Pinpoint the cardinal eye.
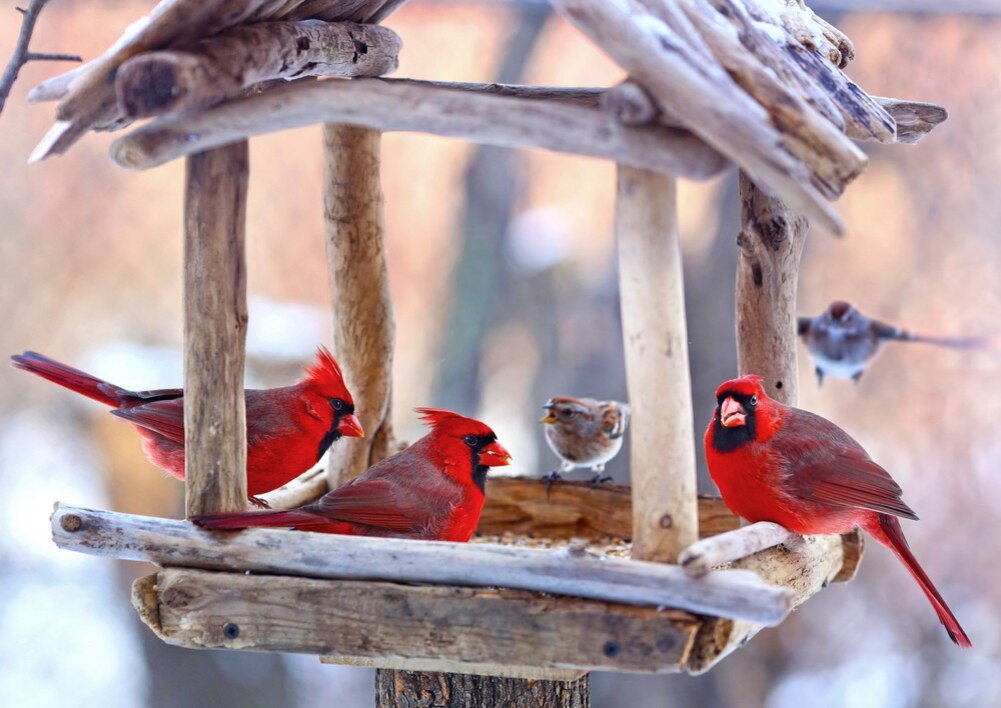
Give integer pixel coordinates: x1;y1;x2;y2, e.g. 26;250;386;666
749;396;757;406
331;398;344;411
463;434;478;447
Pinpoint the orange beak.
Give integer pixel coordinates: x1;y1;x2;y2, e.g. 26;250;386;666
720;397;746;428
479;440;513;467
337;413;365;438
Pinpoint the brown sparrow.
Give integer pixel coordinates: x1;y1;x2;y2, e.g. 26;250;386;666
540;396;630;488
798;301;987;386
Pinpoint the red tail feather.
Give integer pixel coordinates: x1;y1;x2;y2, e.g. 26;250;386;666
871;514;972;648
191;509;328;530
11;351;124;407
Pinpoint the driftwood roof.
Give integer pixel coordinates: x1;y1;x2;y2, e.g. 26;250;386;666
26;0;946;234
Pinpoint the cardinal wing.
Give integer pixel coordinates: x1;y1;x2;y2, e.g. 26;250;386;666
111;399;185;444
777;411;918;520
314;464;434;532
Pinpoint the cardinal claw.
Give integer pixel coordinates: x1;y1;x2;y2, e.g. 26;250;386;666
248;496;271;509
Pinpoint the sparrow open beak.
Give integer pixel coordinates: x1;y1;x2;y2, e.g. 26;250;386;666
720;397;746;428
540;404;556;424
337;413;365;438
479;440;513;467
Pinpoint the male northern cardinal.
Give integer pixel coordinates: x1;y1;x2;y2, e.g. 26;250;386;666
11;348;364;504
540;396;630;487
193;408;511;541
798;301;987;385
705;375;970;647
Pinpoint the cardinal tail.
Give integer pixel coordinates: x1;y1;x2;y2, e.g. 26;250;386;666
11;351;125;408
191;509;328;530
870;514;972;648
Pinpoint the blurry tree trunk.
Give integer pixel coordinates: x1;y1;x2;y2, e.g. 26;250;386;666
375;670;589;708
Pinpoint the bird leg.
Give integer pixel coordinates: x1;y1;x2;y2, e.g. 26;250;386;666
589;464;613;487
543;461;575;496
815;367;825;387
248;495;271;509
852;370;864;385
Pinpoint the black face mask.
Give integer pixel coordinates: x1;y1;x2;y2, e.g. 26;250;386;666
711;391;757;453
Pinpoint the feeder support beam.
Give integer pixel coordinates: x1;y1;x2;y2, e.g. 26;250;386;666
617;166;698;562
323;124;396;485
183;142;249;516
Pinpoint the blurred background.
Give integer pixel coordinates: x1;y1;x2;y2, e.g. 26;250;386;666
0;0;999;706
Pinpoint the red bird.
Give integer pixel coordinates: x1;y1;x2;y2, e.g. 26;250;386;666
704;375;971;648
11;348;364;504
193;408;512;541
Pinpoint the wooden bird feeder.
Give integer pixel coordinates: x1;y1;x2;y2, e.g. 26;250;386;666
23;0;947;703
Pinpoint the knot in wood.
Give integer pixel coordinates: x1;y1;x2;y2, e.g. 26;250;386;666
659;514;673;529
603;641;620;658
223;622;240;639
60;514;82;532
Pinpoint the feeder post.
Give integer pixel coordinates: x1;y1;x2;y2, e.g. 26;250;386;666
323;124;396;486
735;172;808;405
617;166;699;562
182;141;249;516
376;671;590;707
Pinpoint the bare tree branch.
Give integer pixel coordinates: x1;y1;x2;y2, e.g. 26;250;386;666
0;0;80;118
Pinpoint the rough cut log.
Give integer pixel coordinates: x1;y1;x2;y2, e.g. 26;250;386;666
323;124;396;485
679;522;801;576
116;21;402;119
735;172;809;403
183;142;249;516
616;168;698;563
109;78;730;179
478;477;739;541
26;63;89;103
685;530;862;673
51;503;796;624
553;0;843;235
132;569;700;675
869;98;948;144
375;671;591;706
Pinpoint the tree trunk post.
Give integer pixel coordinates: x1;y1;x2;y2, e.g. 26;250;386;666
616;166;699;563
735;171;808;406
322;123;396;486
183;142;250;517
375;670;590;708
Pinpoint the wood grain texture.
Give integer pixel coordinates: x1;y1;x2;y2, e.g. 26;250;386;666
679;522;801;576
376;670;591;707
616;167;697;563
324;655;585;682
735;171;809;404
323;124;395;484
51;503;796;624
133;569;699;674
183;142;249;516
478;477;740;541
116;21;401;119
109;77;729;179
685;531;860;673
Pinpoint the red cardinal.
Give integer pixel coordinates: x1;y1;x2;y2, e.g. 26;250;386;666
705;375;970;647
193;408;511;541
11;348;364;504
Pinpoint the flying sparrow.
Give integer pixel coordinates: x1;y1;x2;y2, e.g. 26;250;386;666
798;301;987;386
540;396;630;488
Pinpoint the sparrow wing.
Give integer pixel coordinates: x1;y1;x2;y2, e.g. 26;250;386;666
110;399;185;443
600;403;630;439
775;410;918;520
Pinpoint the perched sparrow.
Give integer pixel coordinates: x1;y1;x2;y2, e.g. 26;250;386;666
540;396;630;488
706;375;970;647
194;408;512;541
11;348;363;506
798;301;986;386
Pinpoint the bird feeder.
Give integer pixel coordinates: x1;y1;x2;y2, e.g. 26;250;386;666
24;0;947;703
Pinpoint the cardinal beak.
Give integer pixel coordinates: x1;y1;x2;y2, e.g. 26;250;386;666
337;413;365;438
540;404;556;424
720;397;746;428
479;440;513;467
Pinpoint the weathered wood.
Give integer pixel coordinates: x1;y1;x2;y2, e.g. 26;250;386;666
51;503;796;624
323;124;395;484
116;21;401;119
324;655;585;683
735;171;809;404
376;670;591;707
109;78;729;179
478;477;740;541
616;167;697;563
133;569;699;674
679;522;801;576
257;465;327;510
183;142;249;516
552;0;843;234
870;98;948;144
833;530;865;582
685;531;859;674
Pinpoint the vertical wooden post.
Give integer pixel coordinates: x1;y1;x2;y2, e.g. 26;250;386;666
734;172;808;406
323;124;396;486
183;141;250;517
616;166;698;563
375;671;590;708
